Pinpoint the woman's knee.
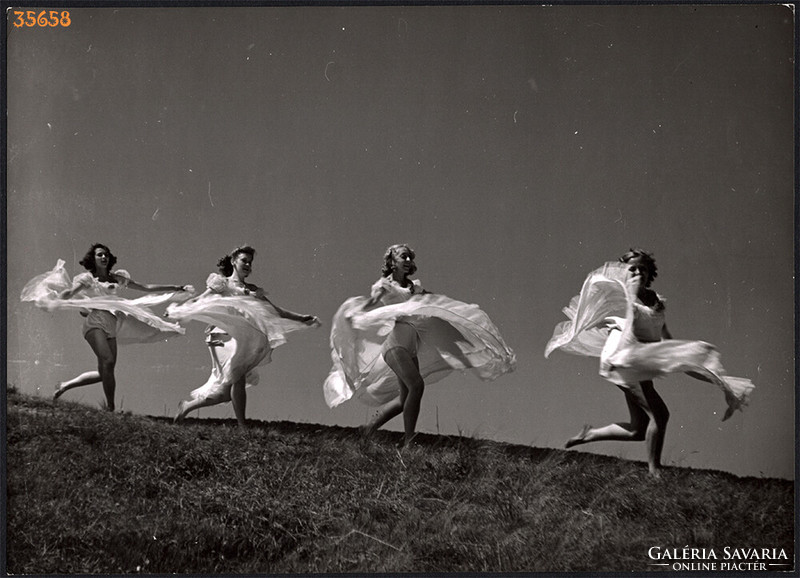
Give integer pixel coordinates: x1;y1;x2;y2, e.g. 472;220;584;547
629;412;650;440
385;348;423;383
382;346;407;364
642;386;670;427
406;376;425;396
383;347;410;371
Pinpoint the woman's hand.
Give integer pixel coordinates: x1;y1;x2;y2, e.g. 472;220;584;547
603;316;625;332
303;315;321;327
626;273;644;296
58;286;82;300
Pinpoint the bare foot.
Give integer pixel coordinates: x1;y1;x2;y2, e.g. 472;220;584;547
53;384;64;401
565;424;592;448
173;401;187;424
358;424;377;438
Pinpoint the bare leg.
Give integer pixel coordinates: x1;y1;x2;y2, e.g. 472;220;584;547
60;329;117;410
383;347;424;446
230;376;247;428
175;380;246;427
361;398;403;437
565;382;668;476
100;337;118;411
640;381;669;475
174;395;221;423
174;334;235;424
54;371;102;399
568;391;650;444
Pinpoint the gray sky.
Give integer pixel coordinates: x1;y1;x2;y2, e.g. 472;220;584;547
6;4;795;479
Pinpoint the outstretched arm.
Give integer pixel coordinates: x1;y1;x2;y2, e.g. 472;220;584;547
258;292;319;325
126;278;189;293
271;301;320;325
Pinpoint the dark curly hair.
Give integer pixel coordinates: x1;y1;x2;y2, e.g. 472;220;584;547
619;248;657;287
79;243;117;273
217;245;256;276
381;244;417;277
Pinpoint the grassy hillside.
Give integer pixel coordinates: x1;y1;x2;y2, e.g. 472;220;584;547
5;387;795;574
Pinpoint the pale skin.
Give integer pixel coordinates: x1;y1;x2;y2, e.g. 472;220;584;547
358;246;428;448
53;246;189;411
174;251;320;428
565;256;672;478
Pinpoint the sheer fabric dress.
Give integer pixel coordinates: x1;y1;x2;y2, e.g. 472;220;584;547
545;262;754;420
166;273;313;405
21;259;185;343
324;277;516;408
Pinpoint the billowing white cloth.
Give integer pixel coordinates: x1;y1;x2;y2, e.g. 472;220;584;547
166;285;315;404
20;260;186;343
324;277;516;408
545;262;754;421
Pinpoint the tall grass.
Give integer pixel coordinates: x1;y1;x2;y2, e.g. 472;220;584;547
6;388;794;574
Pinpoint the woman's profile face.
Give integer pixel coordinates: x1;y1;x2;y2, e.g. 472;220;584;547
232;252;254;279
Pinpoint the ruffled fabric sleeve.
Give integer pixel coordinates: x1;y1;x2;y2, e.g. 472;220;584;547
370;277;390;300
73;271;94;288
20;261;185;340
112;269;131;288
206;273;227;293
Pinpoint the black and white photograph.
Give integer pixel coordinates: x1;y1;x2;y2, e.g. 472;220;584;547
3;1;796;574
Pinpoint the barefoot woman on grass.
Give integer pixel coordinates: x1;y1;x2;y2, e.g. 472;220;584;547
324;244;516;448
545;249;754;477
21;243;192;411
168;245;320;428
